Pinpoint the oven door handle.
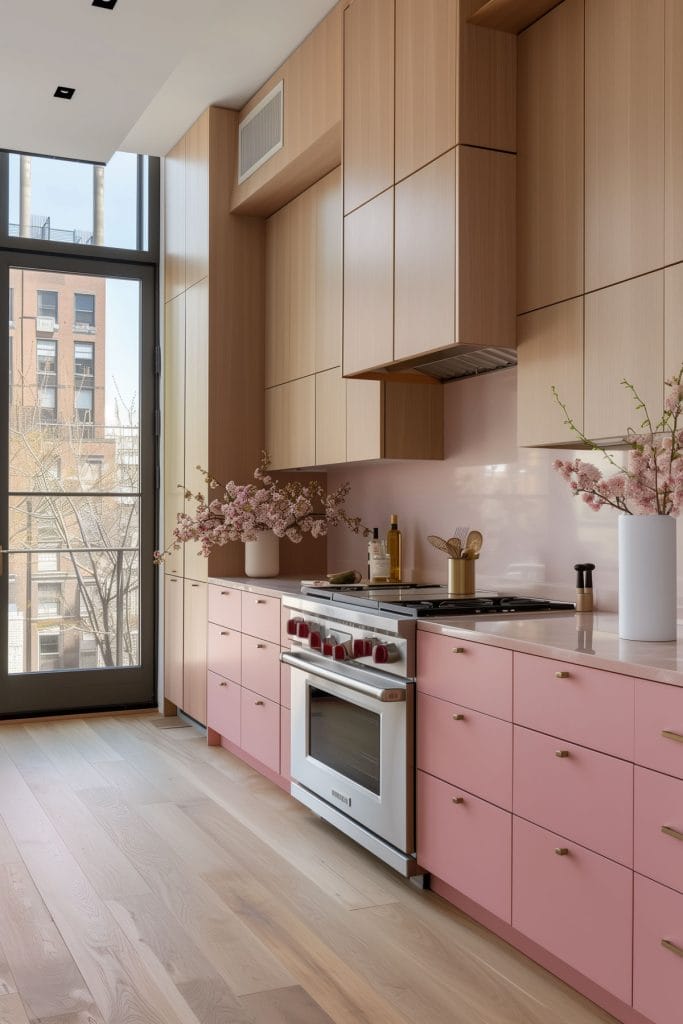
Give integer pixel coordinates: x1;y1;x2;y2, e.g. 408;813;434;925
281;650;407;703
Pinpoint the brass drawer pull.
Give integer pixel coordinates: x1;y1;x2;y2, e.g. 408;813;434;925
220;630;230;636
452;647;465;654
256;643;267;649
452;713;465;721
662;729;683;744
255;598;267;604
191;583;200;588
255;700;265;706
555;847;569;856
555;750;570;758
555;671;570;679
219;681;228;687
452;796;465;805
662;938;683;958
662;825;683;842
220;590;231;596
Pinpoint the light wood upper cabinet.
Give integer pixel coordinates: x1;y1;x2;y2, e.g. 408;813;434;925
517;298;584;448
316;367;347;466
395;0;456;182
343;0;395;214
517;0;584;314
343;188;394;375
163;293;185;577
457;0;516;154
164;576;184;708
183;579;208;726
585;0;665;292
664;262;683;381
346;379;444;462
315;169;343;372
666;0;683;265
164;137;185;301
185;111;210;291
346;379;384;462
585;272;664;441
184;279;209;584
265;377;316;470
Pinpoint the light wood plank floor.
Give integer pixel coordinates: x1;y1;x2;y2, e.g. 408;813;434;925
0;713;618;1024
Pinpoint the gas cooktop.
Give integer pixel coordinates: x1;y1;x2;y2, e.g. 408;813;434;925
301;585;575;618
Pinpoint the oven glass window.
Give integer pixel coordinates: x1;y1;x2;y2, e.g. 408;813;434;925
309;688;381;794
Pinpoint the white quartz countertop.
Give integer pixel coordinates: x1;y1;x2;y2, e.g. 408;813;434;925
208;576;308;600
417;611;683;687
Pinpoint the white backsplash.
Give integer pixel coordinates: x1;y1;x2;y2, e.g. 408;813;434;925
327;366;683;615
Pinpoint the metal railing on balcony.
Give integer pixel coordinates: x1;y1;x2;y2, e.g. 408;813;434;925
9;215;94;246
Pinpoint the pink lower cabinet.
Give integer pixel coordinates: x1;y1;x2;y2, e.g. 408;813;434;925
512;817;633;1003
207;622;241;683
241;593;281;644
240;687;280;774
280;707;291;782
207;671;240;746
280;661;291;709
513;726;633;866
417;693;512;809
634;873;683;1024
635;767;683;894
417;632;512;720
241;634;280;702
635;679;683;780
417;771;511;922
208;584;241;631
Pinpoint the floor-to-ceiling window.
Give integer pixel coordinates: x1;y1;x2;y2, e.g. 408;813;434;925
0;151;159;716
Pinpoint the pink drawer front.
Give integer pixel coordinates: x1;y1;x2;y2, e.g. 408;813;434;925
417;632;512;720
417;771;511;922
241;687;280;774
634;873;683;1024
512;817;633;1003
280;662;291;709
207;622;241;683
514;652;634;760
635;679;683;780
208;584;242;630
280;707;291;782
417;693;512;810
513;726;633;866
240;634;280;703
635;766;683;894
241;592;281;643
207;671;240;746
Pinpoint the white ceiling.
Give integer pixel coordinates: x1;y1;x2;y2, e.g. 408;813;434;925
0;0;338;164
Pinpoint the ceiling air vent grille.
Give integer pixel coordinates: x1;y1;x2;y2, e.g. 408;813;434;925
238;80;284;184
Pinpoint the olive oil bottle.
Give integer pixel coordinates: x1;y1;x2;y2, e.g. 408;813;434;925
387;514;402;583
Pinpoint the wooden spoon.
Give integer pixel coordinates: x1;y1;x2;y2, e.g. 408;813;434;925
427;535;451;555
445;537;462;558
462;530;483;559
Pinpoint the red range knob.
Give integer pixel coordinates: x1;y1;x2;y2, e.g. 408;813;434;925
309;630;322;650
322;640;334;657
373;643;389;664
296;621;310;639
333;644;347;661
286;617;302;636
353;638;373;658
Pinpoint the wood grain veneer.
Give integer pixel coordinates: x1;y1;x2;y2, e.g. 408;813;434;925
163;136;185;300
315;367;347;466
183;580;208;726
185;110;210;290
343;188;394;375
468;0;564;33
666;0;683;265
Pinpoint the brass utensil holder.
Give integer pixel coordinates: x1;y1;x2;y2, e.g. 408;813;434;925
448;558;475;596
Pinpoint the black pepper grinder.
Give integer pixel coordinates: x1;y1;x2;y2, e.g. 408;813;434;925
573;562;595;613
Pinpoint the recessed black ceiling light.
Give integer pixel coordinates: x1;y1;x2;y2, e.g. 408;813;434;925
54;86;75;100
92;0;118;8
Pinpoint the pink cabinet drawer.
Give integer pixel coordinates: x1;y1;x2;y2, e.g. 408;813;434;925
512;817;633;1003
207;671;240;746
240;634;280;702
635;767;683;894
207;622;241;682
208;584;242;630
514;652;634;760
417;771;511;922
635;679;683;780
280;662;291;709
241;687;280;774
634;873;683;1024
417;632;512;720
513;726;633;866
241;592;281;643
417;693;512;809
280;707;291;782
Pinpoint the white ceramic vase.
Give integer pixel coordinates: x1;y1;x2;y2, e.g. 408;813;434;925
618;513;677;641
244;531;280;578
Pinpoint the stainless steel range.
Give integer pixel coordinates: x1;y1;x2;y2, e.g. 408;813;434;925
282;585;574;876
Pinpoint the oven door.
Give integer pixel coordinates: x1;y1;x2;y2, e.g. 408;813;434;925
282;650;413;854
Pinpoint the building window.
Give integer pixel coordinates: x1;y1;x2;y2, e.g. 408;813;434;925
37;340;57;385
37;290;58;321
74;342;94;382
80;456;103;487
38;385;57;423
74;294;95;330
38;629;60;670
37;582;62;619
75;387;94;429
79;631;98;669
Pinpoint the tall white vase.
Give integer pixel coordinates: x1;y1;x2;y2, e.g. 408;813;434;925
618;514;677;641
244;531;280;578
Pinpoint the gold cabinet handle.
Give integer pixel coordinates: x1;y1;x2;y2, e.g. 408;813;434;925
255;598;266;604
662;825;683;842
255;700;265;706
452;796;465;805
220;590;231;596
169;577;178;583
191;583;200;588
555;671;570;679
219;681;228;687
256;643;267;649
452;647;465;654
555;750;570;758
555;847;570;856
452;713;465;721
662;938;683;958
220;630;230;636
662;729;683;744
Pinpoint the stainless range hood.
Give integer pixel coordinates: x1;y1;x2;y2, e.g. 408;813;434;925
409;346;517;382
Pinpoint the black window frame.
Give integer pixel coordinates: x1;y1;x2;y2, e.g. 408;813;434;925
37;289;58;321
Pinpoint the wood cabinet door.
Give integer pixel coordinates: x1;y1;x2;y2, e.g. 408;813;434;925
417;632;512;720
315;367;346;466
517;0;584;313
516;297;584;447
164;136;185;301
315;168;343;373
163;576;184;708
185;109;209;290
343;189;394;375
163;292;185;577
584;271;664;441
183;580;208;725
666;0;683;265
395;0;456;182
585;0;665;291
343;0;394;214
265;377;316;470
184;279;209;583
346;379;383;462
